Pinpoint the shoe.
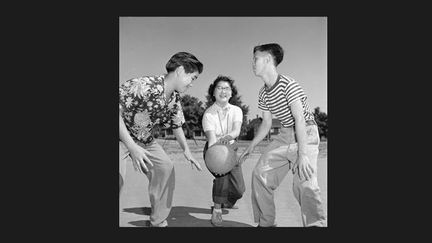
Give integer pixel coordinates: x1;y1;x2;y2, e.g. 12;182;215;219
150;220;168;227
211;208;223;227
222;203;239;209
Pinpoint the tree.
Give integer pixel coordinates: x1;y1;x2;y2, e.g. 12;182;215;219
181;94;205;139
242;116;262;140
313;107;328;139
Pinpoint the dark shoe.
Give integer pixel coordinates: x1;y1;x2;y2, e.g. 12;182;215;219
211;209;223;227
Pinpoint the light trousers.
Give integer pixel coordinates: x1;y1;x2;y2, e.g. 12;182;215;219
119;140;175;226
251;124;327;227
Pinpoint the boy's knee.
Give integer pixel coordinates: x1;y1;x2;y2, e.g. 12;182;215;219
301;185;322;203
159;159;174;172
297;177;319;191
253;155;269;178
252;166;262;179
253;166;268;184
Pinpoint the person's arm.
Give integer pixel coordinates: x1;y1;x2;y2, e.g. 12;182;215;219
227;121;242;139
218;121;242;144
219;107;243;144
290;99;314;181
119;112;153;173
204;130;218;147
238;110;272;164
202;111;221;147
173;127;202;171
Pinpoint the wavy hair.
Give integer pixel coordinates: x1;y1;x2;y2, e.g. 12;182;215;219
165;52;203;74
207;75;238;103
253;43;284;66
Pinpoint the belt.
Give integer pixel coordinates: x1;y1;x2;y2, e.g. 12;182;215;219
281;120;317;129
278;120;318;144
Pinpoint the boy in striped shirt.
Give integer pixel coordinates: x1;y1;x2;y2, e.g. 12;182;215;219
239;43;326;227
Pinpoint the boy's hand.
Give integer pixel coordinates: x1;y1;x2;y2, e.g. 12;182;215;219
128;143;154;174
294;154;314;181
238;145;254;165
184;150;202;171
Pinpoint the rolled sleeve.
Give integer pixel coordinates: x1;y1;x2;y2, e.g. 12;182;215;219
170;101;185;129
202;112;215;132
233;106;243;123
285;81;306;107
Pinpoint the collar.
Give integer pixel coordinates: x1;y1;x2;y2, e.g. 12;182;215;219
214;102;231;112
265;74;282;92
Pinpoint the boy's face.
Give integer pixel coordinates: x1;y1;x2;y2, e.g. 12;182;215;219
252;51;268;76
176;66;199;93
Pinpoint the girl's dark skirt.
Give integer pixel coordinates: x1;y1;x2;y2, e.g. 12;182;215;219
203;141;245;206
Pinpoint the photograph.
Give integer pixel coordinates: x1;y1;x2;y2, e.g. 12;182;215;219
119;16;328;227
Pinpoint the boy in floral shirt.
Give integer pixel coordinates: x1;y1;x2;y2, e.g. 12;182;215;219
119;52;203;227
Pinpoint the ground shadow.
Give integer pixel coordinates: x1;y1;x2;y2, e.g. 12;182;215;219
123;206;253;227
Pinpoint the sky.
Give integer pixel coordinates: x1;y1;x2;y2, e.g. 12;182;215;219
119;17;327;120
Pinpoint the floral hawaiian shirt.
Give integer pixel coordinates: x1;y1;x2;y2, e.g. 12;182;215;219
119;75;185;145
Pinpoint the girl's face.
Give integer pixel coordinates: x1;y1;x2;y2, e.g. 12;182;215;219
213;81;232;104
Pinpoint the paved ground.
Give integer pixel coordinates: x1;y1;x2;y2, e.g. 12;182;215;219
119;139;327;227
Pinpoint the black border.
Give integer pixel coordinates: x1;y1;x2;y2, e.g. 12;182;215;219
25;4;381;239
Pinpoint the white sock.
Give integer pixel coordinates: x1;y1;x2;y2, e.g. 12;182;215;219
213;208;222;213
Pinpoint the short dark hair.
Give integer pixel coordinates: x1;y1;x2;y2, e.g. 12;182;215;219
165;52;203;74
253;43;284;66
207;75;238;103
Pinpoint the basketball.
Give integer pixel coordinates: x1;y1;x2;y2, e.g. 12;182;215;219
204;143;238;176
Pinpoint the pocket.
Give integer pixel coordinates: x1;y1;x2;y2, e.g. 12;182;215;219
287;143;298;153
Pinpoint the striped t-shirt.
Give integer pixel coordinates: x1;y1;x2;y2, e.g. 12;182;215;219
258;74;315;128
